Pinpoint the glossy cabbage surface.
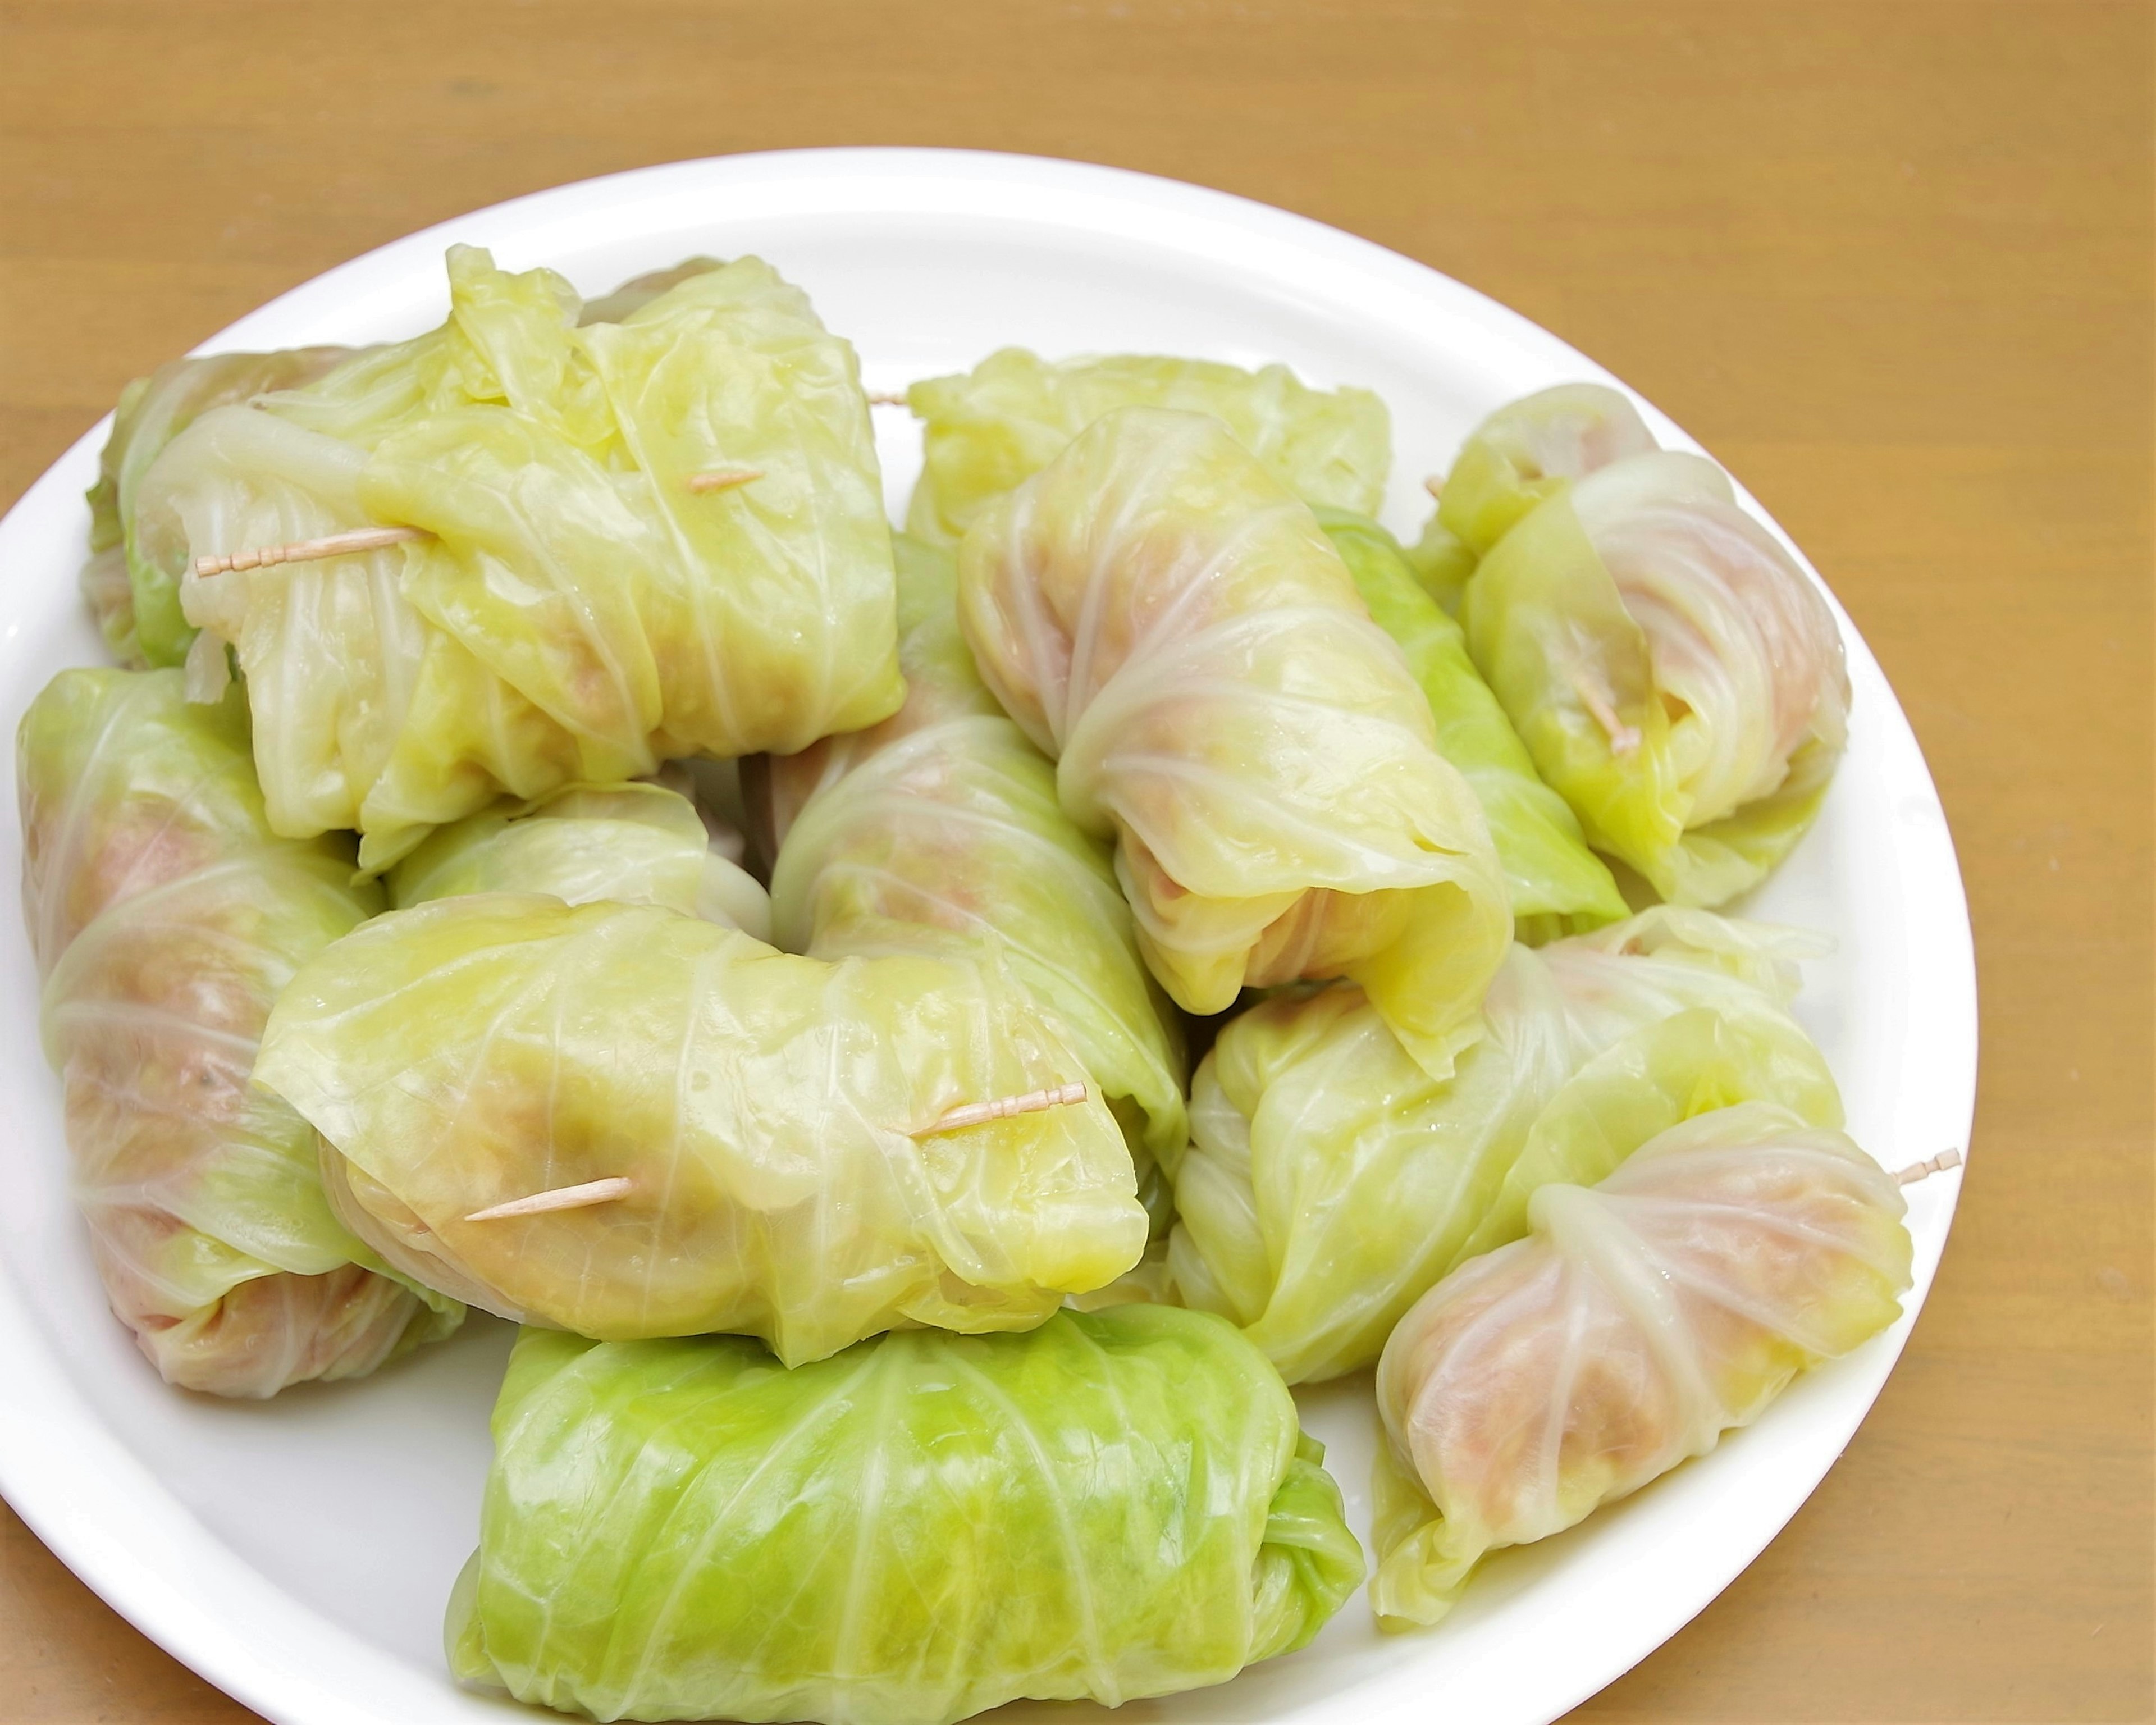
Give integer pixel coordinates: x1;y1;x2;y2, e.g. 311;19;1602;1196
78;259;724;674
1395;382;1658;618
1166;909;1841;1384
958;407;1509;1077
905;346;1389;545
17;667;459;1397
1373;1102;1911;1626
1317;510;1625;939
1436;382;1659;559
142;245;901;870
449;1307;1363;1725
1400;512;1479;617
760;533;1186;1197
572;257;725;326
83;347;353;667
253;895;1149;1364
389;779;770;938
1465;451;1851;905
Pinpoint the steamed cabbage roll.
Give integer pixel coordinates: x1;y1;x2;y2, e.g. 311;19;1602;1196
757;533;1186;1204
959;408;1509;1078
1403;384;1659;616
140;244;902;870
1432;382;1659;563
82;346;353;667
905;347;1390;546
17;668;459;1397
1465;451;1851;906
79;258;725;670
1372;1102;1911;1627
450;1307;1362;1725
1166;909;1840;1383
389;778;770;938
253;895;1149;1364
1318;510;1626;939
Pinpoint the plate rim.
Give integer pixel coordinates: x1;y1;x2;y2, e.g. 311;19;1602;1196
0;144;1979;1725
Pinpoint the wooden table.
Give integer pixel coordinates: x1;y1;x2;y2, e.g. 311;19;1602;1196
1;2;2149;1719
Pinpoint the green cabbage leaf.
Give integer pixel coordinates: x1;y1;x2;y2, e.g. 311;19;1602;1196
390;778;770;938
138;245;901;870
449;1307;1362;1725
253;894;1149;1364
16;667;459;1396
83;347;352;667
1463;451;1851;905
905;346;1389;545
958;407;1509;1080
1435;382;1659;560
1316;509;1625;940
1372;1102;1911;1627
1394;382;1659;615
760;533;1186;1206
1165;909;1841;1384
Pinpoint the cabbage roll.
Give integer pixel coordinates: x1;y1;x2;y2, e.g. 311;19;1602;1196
1435;382;1659;562
1372;1102;1911;1627
905;346;1390;546
1317;510;1626;940
253;895;1149;1364
1464;451;1851;906
77;257;720;671
449;1307;1363;1725
959;408;1509;1078
758;533;1186;1203
17;668;459;1397
142;244;902;870
82;347;354;667
389;779;770;938
1398;384;1659;617
1166;909;1840;1383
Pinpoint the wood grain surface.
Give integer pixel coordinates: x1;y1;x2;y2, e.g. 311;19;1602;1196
1;2;2149;1721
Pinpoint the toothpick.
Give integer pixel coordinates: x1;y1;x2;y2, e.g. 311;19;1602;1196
452;1085;1093;1217
1422;475;1444;501
866;390;909;407
464;1175;634;1222
1574;675;1642;756
1893;1149;1963;1186
915;1081;1089;1136
192;524;430;578
684;467;764;494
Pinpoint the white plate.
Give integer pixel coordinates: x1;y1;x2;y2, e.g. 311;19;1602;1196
0;148;1975;1725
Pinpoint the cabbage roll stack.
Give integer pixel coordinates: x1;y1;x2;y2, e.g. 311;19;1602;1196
17;668;460;1397
1464;450;1851;906
905;347;1390;546
1372;1102;1912;1627
1167;909;1841;1383
758;533;1186;1202
959;407;1510;1078
389;778;770;938
449;1307;1363;1725
140;244;902;870
253;895;1149;1365
1318;510;1626;940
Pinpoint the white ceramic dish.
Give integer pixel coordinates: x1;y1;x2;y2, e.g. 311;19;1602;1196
0;148;1975;1725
